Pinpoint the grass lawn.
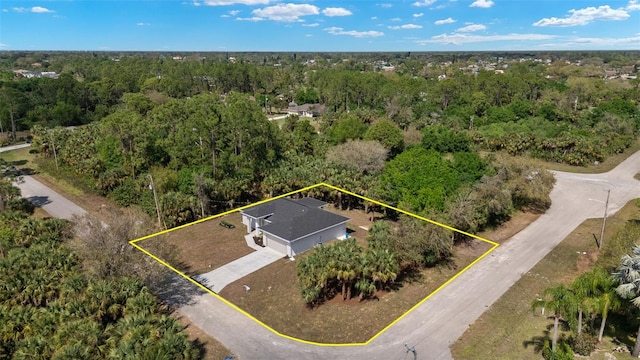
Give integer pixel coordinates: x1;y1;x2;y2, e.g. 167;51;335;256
450;199;640;360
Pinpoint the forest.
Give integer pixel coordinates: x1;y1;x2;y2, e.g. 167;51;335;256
0;51;639;356
2;51;637;230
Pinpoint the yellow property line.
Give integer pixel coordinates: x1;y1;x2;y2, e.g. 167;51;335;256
129;182;499;347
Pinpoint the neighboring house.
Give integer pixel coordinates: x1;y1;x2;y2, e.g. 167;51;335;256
287;102;326;118
241;197;349;257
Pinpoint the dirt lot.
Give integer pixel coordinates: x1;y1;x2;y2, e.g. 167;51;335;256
140;212;253;276
140;192;539;344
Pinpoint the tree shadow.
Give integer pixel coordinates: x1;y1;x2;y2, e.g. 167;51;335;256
19;167;36;176
9;160;28;166
26;195;51;207
522;329;551;354
151;268;208;308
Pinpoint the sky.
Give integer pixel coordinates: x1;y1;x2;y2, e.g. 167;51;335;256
0;0;639;52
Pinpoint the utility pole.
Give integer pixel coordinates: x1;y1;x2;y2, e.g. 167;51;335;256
50;131;59;171
148;174;163;230
598;189;610;249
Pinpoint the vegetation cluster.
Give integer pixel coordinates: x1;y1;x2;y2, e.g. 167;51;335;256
533;220;640;359
0;175;199;359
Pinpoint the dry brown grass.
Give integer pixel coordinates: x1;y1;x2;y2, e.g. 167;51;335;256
174;312;235;360
140;212;253;276
451;200;640;360
219;247;487;344
142;201;543;344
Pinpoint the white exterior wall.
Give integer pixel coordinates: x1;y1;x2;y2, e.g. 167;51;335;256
242;214;252;232
241;215;269;233
289;223;347;256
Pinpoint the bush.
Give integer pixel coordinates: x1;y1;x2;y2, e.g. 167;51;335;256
109;179;141;207
569;333;596;356
542;340;574;360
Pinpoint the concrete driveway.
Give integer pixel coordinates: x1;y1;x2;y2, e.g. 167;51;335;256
194;247;285;293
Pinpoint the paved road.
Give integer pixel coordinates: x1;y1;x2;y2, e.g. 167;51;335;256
0;143;31;153
16;175;87;220
177;151;640;360
9;144;640;360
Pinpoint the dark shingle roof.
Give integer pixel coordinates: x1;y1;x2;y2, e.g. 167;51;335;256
241;197;348;242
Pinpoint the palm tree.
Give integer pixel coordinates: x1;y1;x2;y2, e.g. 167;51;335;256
612;245;640;357
532;284;575;351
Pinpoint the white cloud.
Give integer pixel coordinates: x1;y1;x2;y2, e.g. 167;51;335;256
391;17;401;21
13;6;54;13
303;22;319;27
322;7;351;17
457;23;486;32
419;32;555;45
556;34;640;47
136;22;151;26
388;23;423;30
470;0;493;8
434;17;455;25
0;43;7;47
533;5;629;27
627;0;640;10
203;0;270;5
221;9;240;17
371;16;378;20
192;1;201;6
379;3;392;8
236;16;263;21
1;9;7;12
31;6;53;13
253;3;319;22
413;13;423;17
413;0;436;6
325;26;384;38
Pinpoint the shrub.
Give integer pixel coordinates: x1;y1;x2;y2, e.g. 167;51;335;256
542;340;574;360
569;333;596;356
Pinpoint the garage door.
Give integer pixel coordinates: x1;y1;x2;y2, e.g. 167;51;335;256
266;236;289;255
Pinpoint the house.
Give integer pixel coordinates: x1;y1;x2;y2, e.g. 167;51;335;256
240;197;350;257
287;102;326;118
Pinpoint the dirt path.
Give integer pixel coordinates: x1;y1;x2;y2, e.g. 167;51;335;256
176;150;640;360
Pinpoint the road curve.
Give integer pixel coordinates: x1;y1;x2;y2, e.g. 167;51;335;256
9;145;640;360
177;151;640;360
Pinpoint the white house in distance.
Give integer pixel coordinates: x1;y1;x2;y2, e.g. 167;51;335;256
240;197;349;257
287;102;326;118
